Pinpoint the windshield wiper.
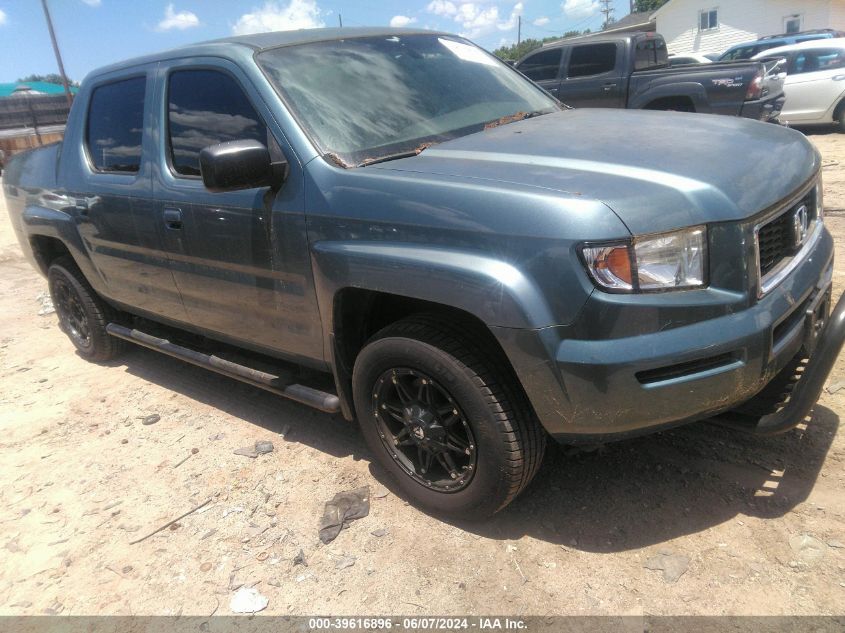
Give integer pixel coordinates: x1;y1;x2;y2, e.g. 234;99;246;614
357;142;436;167
483;109;552;130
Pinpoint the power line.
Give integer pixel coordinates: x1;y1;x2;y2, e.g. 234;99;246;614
599;0;615;26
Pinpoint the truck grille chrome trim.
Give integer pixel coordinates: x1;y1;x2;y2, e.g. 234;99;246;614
755;182;822;297
757;221;822;297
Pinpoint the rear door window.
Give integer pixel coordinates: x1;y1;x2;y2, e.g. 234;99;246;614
634;38;668;70
567;43;618;78
518;48;563;81
167;69;267;177
86;76;146;173
792;48;845;74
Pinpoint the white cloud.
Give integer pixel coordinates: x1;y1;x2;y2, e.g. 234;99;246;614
81;0;102;6
496;2;523;31
157;4;199;31
390;15;417;27
562;0;599;20
425;1;523;39
233;0;324;35
533;16;550;26
426;0;457;17
0;9;6;25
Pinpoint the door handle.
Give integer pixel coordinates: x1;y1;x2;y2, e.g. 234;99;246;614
163;208;183;230
834;75;845;81
603;83;617;91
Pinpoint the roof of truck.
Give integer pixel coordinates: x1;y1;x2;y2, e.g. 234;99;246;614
88;27;445;80
539;29;658;49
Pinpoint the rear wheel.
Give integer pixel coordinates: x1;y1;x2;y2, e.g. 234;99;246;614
837;107;845;134
352;315;545;518
47;256;123;361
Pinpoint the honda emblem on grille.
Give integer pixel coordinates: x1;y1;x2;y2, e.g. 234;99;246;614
792;204;810;248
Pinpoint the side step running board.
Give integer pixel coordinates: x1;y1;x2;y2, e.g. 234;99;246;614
106;323;341;413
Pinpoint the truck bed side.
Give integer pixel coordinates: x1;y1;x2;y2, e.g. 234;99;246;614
628;59;784;116
3;143;68;274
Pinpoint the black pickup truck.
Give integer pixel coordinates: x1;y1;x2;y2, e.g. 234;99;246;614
516;32;785;121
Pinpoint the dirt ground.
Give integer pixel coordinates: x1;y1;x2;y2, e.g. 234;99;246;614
1;129;845;619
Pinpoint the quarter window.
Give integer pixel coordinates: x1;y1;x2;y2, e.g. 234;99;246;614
167;69;267;177
86;76;145;173
634;38;668;70
699;9;718;31
518;48;562;81
567;43;617;78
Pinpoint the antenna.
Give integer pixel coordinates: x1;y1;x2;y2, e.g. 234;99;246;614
40;0;73;107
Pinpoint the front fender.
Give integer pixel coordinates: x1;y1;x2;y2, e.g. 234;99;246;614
311;241;556;333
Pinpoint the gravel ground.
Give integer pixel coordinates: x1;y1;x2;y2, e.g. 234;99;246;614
0;127;844;617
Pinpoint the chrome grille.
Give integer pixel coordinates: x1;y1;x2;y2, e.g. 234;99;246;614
757;188;816;280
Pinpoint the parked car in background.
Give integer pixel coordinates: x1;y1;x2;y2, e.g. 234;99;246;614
516;32;785;121
719;29;845;61
753;38;845;131
5;28;844;518
668;52;713;67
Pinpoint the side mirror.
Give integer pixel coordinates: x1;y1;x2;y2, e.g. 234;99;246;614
199;139;285;193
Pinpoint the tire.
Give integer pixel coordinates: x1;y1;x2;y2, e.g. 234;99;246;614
837;107;845;134
352;314;546;518
47;256;124;361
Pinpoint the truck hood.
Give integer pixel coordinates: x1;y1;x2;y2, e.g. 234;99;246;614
370;109;820;235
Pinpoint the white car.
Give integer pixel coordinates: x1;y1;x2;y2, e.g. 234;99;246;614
753;38;845;131
667;53;714;67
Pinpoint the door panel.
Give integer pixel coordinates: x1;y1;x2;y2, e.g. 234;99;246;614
71;69;188;321
558;42;624;108
152;60;323;362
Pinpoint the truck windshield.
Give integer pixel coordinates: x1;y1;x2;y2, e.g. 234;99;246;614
256;34;559;167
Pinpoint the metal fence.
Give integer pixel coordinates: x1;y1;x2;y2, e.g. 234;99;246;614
0;93;71;130
0;94;70;157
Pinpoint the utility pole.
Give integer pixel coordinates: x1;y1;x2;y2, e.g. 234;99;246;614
338;13;342;27
517;15;521;46
600;0;615;29
40;0;73;107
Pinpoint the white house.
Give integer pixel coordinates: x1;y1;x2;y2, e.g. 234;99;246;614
653;0;845;55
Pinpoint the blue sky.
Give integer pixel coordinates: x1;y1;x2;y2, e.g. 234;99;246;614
0;0;632;82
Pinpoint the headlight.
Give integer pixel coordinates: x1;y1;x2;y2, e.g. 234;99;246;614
581;226;707;293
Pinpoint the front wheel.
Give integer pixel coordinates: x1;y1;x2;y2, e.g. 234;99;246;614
352;315;545;518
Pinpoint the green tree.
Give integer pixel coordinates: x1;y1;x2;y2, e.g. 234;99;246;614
17;73;79;87
492;30;591;61
635;0;669;12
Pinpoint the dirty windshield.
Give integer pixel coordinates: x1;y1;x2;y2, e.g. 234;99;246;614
257;34;559;167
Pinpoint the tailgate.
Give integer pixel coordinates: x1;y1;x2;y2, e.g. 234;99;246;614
756;56;787;97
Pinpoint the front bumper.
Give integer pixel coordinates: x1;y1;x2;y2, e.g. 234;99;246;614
493;228;839;443
711;287;845;435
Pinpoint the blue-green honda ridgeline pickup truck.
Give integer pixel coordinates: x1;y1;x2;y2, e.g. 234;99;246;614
4;28;844;517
